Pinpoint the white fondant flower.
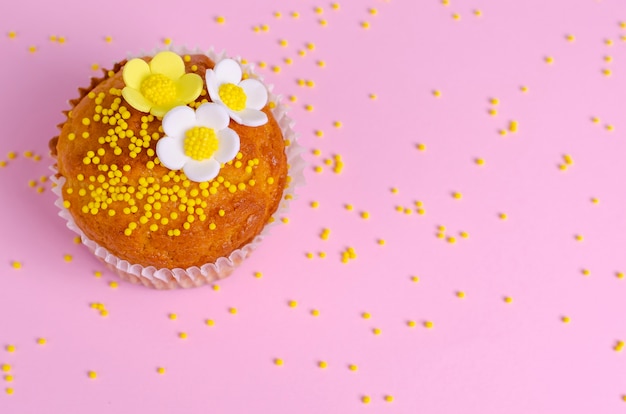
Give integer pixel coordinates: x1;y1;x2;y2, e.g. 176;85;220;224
156;103;240;182
206;59;269;127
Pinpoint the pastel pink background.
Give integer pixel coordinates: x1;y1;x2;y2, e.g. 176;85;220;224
1;0;626;412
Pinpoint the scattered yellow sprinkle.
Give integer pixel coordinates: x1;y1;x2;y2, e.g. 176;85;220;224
452;13;461;20
452;191;462;200
87;371;97;379
424;321;434;329
64;254;73;262
604;55;613;63
603;68;612;77
178;332;188;339
416;143;427;151
384;395;394;403
591;197;599;204
362;395;371;404
460;231;469;239
488;108;498;116
215;16;226;24
8;31;17;39
616;272;624;279
407;320;416;328
318;361;327;369
319;19;328;26
360;211;370;219
36;338;46;345
1;364;10;372
456;291;466;298
349;364;358;371
104;36;112;43
163;37;172;45
499;213;508;220
5;345;16;353
566;34;575;42
561;316;571;324
377;239;386;246
345;204;353;211
108;281;118;289
94;271;102;278
575;234;584;242
615;341;625;352
212;284;220;291
311;309;320;316
157;367;166;374
446;236;457;244
205;319;215;326
433;89;442;98
11;261;22;270
288;300;298;308
331;3;340;10
361;312;371;319
605;38;614;46
5;388;14;395
274;358;284;366
411;276;419;283
28;45;37;53
545;56;554;64
228;307;238;314
291;11;300;18
520;85;529;93
305;104;314;111
504;296;513;303
606;124;615;132
582;268;590;276
508;120;519;133
4;375;13;382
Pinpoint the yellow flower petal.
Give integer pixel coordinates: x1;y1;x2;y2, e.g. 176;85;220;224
150;104;173;118
149;51;185;80
176;73;203;104
122;87;152;113
123;58;151;90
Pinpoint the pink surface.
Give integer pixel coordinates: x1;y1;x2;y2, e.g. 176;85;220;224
1;0;626;412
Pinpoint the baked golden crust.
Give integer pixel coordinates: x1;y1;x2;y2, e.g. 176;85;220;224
51;54;287;269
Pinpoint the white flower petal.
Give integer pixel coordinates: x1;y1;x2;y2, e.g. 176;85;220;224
183;158;221;182
195;103;230;130
235;108;268;127
205;69;221;105
239;79;268;110
214;59;242;85
214;128;240;163
156;136;187;170
162;105;197;138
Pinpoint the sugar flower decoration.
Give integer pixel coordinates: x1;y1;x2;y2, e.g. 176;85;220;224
206;59;269;126
122;51;203;118
156;103;240;182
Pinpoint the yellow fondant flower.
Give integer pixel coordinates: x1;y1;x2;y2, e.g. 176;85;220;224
122;51;203;117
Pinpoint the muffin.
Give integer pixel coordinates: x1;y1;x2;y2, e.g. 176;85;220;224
49;48;302;289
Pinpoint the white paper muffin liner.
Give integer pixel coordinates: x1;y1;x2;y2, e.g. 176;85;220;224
51;46;305;289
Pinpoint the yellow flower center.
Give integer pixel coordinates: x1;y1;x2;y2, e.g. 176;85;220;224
140;74;177;106
218;83;247;111
184;127;219;161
